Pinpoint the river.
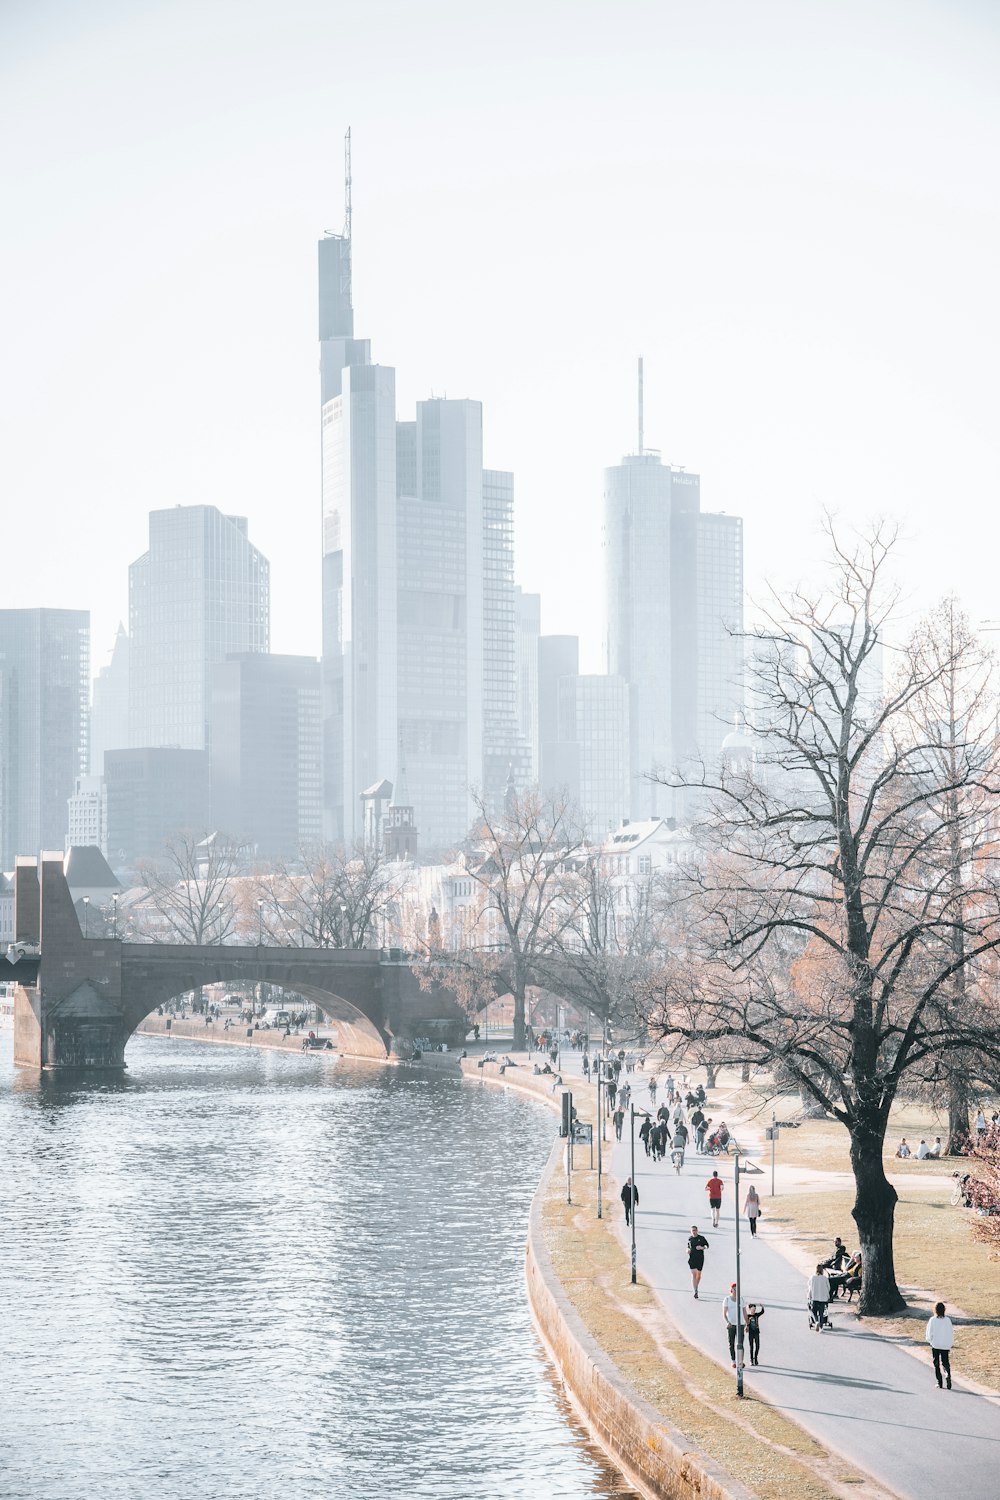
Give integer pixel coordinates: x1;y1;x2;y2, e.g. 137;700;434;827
0;1032;636;1499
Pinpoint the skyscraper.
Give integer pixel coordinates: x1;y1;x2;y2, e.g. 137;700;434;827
604;369;743;815
129;506;269;751
320;137;397;843
514;588;541;782
89;622;130;776
556;673;630;838
482;469;532;808
0;608;89;865
396;399;484;850
209;653;322;860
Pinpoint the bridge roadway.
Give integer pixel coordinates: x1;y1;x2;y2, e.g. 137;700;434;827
10;854;468;1069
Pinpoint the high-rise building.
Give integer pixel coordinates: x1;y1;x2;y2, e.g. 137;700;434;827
396;400;484;850
538;635;580;798
556;673;630;838
90;622;130;776
604;378;742;816
515;588;541;782
67;775;105;853
129;506;269;752
208;653;322;860
482;469;532;808
320;149;397;844
0;608;89;865
104;747;209;869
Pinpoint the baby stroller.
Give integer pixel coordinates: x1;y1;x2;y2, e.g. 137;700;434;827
808;1299;830;1330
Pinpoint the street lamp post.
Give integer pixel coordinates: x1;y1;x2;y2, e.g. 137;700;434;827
735;1150;745;1397
83;896;90;938
111;892;119;941
340;903;348;948
596;1058;604;1220
257;898;263;947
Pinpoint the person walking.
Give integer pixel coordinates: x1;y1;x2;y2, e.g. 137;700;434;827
723;1283;746;1366
613;1104;625;1142
808;1264;831;1330
743;1184;761;1237
975;1109;987;1142
696;1117;710;1153
648;1077;658;1105
621;1176;639;1227
745;1302;765;1365
926;1302;955;1389
706;1169;725;1228
639;1115;653;1156
687;1225;710;1298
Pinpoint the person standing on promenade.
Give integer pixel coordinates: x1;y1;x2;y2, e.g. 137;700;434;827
808;1265;831;1329
613;1103;625;1141
743;1184;761;1237
687;1225;710;1297
706;1169;724;1228
745;1303;765;1365
621;1177;639;1227
723;1283;746;1366
926;1302;955;1389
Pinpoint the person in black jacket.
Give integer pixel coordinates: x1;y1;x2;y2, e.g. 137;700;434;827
687;1225;710;1297
621;1177;639;1226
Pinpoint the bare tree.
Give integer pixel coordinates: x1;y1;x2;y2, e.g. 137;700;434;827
548;855;667;1039
641;522;1000;1315
136;833;241;946
464;789;585;1050
251;843;407;950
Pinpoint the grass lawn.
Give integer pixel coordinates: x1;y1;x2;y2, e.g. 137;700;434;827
539;1083;882;1500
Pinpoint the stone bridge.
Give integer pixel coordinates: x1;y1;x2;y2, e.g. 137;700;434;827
11;855;468;1070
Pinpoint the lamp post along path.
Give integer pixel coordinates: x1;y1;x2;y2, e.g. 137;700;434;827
735;1151;745;1398
596;1060;604;1220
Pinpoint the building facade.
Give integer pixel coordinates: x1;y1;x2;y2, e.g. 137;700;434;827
605;444;742;816
482;469;532;809
515;588;541;782
89;622;130;776
0;608;89;866
209;654;322;860
104;747;209;870
395;400;484;851
129;506;269;752
556;674;630;838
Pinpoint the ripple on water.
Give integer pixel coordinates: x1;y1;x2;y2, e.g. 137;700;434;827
0;1034;638;1500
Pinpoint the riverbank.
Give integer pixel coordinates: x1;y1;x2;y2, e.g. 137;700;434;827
136;1013;339;1055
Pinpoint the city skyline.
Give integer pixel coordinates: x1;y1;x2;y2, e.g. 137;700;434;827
4;2;997;680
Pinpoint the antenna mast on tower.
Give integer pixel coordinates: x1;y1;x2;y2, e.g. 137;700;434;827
341;126;353;305
637;356;644;455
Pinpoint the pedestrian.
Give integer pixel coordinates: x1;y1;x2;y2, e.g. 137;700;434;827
808;1264;831;1330
649;1077;658;1104
582;1053;590;1081
687;1224;710;1298
621;1176;639;1227
723;1282;746;1366
745;1302;765;1365
613;1104;625;1141
743;1184;761;1237
697;1117;710;1153
705;1169;724;1228
639;1115;653;1156
926;1301;955;1389
607;1078;617;1110
975;1109;987;1141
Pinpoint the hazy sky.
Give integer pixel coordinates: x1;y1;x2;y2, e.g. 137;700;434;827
2;0;998;676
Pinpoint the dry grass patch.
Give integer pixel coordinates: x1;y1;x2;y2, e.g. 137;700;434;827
540;1154;887;1500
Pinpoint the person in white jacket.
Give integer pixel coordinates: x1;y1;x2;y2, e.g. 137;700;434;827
926;1302;955;1389
808;1266;831;1329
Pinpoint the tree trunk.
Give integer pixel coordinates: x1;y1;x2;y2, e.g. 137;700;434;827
946;1072;971;1156
512;981;526;1052
740;1061;750;1084
850;1123;905;1315
704;1062;718;1089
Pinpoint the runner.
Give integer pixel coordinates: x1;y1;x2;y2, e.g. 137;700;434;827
705;1168;724;1228
687;1224;710;1298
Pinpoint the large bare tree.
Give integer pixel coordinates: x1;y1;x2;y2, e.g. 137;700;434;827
642;523;1000;1315
251;843;407;950
464;789;585;1050
136;832;241;946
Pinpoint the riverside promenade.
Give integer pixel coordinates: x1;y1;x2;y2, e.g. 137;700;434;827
563;1053;1000;1500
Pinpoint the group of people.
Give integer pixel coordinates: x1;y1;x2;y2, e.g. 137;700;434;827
895;1136;943;1159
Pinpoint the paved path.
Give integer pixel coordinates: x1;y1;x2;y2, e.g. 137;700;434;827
541;1051;1000;1500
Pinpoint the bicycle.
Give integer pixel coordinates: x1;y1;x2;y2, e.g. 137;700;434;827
671;1146;685;1174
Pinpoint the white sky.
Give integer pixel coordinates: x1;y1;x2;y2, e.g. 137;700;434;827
2;0;998;676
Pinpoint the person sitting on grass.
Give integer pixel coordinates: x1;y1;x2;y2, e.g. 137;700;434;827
895;1137;911;1158
927;1137;943;1158
917;1139;930;1159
